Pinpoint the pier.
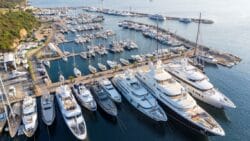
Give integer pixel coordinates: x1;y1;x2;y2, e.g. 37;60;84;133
119;20;241;67
44;53;183;94
37;6;214;24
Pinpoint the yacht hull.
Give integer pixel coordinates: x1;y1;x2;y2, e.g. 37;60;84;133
8;114;22;137
23;120;38;137
160;102;221;136
0;121;6;134
61;113;87;140
41;95;56;126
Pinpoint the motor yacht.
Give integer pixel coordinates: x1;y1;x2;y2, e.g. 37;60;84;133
90;84;117;116
72;83;97;111
113;71;167;121
22;96;38;137
56;85;87;140
136;60;225;136
165;58;235;109
98;78;121;103
41;94;55;126
88;65;97;74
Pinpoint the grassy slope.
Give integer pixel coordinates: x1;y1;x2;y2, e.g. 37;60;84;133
0;10;40;52
0;0;25;8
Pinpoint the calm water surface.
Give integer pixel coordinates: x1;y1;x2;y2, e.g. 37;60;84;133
2;0;250;141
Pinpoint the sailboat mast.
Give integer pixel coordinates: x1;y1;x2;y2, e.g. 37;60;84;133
156;19;159;60
72;45;76;67
0;77;14;115
194;12;202;57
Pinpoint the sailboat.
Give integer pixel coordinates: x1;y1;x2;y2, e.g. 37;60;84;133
88;65;97;74
59;74;65;82
43;60;50;68
74;67;82;77
62;44;68;62
57;61;65;83
120;58;130;66
97;63;107;71
107;60;121;69
72;47;81;77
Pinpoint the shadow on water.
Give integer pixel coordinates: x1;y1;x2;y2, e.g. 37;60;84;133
196;101;231;122
204;63;219;69
118;98;167;136
157;101;210;141
96;106;117;125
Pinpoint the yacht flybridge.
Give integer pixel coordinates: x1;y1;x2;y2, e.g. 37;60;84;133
56;84;87;140
135;60;225;136
165;58;236;109
113;71;167;122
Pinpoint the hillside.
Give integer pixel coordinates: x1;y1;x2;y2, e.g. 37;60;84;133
0;0;25;8
0;10;40;52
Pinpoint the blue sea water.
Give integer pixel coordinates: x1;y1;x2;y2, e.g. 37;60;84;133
2;0;250;141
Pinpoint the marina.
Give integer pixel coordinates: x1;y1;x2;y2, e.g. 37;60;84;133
0;0;250;141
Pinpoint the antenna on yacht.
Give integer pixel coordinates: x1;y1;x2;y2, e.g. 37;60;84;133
72;45;76;67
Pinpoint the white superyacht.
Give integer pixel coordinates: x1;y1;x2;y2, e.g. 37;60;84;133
72;83;97;111
165;58;235;109
112;71;167;122
136;60;225;136
22;96;38;137
99;78;122;103
56;84;87;140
